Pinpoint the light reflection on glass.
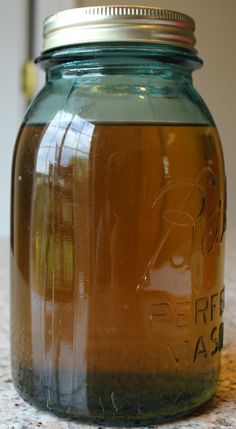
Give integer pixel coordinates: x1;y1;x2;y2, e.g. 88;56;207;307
30;111;94;411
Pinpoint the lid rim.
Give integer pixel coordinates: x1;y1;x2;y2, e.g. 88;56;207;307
42;5;197;53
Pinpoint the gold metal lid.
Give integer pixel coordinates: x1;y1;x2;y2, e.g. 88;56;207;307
42;5;196;53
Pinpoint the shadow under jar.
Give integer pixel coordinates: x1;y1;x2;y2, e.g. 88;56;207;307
11;5;226;426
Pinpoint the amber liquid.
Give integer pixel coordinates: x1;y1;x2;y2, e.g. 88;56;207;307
11;122;225;425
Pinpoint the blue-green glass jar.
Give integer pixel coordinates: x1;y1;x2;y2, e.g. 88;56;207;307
11;6;226;425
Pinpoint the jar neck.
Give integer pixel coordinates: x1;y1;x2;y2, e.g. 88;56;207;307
36;42;202;84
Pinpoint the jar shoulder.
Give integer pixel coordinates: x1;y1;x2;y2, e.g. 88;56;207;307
22;77;215;127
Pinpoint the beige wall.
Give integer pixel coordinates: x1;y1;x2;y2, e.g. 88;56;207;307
76;0;236;230
0;0;28;236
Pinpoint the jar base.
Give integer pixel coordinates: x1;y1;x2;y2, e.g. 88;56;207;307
12;365;218;425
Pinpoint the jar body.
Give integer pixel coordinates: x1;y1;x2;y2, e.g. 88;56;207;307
11;45;226;425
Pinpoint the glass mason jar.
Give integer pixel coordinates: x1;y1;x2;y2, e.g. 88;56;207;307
11;6;226;426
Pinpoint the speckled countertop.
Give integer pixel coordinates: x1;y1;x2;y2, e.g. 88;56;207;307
0;233;236;429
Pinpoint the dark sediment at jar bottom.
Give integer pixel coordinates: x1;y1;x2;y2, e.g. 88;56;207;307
12;366;219;426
